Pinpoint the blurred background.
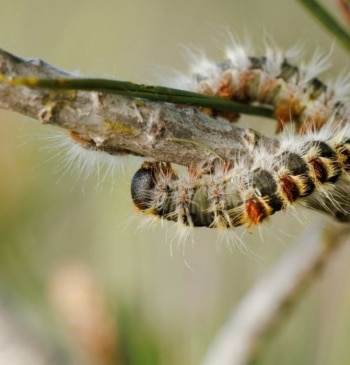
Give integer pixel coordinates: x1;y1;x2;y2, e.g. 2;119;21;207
1;1;350;364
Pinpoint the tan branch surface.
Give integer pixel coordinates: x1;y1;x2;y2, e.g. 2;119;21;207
0;48;277;167
200;220;350;365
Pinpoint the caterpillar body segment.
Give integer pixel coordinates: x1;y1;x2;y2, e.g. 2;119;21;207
183;47;349;133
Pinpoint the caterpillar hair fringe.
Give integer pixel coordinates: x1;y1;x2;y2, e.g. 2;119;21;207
42;130;125;185
175;42;349;133
131;122;350;230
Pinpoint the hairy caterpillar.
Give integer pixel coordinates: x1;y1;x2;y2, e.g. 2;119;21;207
177;43;349;133
130;123;350;229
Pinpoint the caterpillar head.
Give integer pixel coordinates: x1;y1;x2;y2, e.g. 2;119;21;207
131;162;157;211
131;161;177;212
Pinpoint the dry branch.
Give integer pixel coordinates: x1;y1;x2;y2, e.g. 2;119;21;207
0;48;276;167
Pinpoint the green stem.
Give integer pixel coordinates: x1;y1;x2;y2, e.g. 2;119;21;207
296;0;350;52
5;76;274;119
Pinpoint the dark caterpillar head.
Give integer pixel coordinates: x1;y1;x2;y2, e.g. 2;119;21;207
131;161;178;212
131;162;157;211
131;162;155;210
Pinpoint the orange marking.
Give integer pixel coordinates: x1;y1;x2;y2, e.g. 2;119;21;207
280;175;300;202
245;197;268;228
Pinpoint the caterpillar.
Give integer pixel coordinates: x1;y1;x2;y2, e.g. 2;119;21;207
176;44;349;133
130;123;350;229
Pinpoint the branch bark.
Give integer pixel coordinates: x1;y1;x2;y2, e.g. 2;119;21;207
0;48;276;167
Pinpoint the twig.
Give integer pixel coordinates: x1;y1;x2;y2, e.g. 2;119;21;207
296;0;350;52
0;48;275;167
3;76;274;119
200;220;350;365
